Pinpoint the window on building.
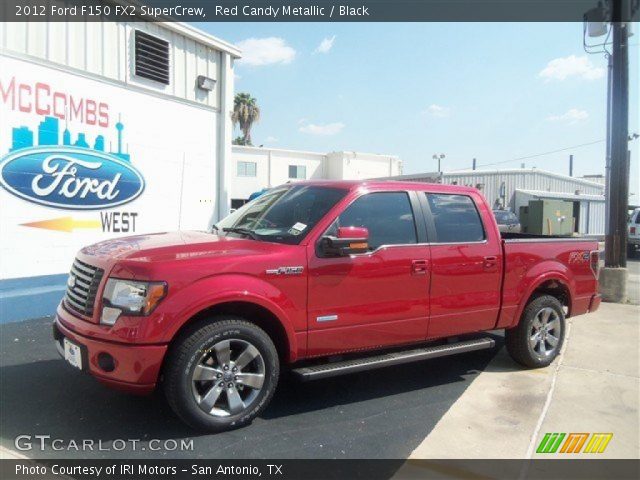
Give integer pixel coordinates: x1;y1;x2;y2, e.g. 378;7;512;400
426;193;485;243
237;161;257;177
230;199;248;211
288;165;306;179
134;31;170;85
326;192;418;250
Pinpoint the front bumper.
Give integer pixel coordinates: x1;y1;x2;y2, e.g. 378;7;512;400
53;310;167;395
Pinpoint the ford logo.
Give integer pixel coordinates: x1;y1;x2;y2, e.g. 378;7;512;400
0;147;145;210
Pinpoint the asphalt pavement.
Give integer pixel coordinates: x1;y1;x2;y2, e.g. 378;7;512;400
0;317;502;459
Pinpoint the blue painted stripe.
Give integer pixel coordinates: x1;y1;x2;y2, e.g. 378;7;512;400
0;274;67;324
0;273;67;291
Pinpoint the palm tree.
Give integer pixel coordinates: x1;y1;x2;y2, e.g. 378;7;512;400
232;93;260;146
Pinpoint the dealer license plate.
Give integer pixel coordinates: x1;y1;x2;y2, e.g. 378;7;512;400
63;338;82;370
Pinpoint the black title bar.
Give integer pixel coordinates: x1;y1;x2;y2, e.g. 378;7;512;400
1;459;640;480
1;0;639;22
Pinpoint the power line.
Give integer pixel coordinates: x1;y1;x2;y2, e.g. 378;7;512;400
471;139;606;169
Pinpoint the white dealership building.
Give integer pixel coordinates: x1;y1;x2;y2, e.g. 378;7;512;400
229;146;401;209
0;17;401;315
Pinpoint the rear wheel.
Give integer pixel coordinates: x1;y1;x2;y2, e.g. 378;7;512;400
506;295;565;368
163;317;279;432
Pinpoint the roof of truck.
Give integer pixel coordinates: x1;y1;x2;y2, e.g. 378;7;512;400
281;179;480;194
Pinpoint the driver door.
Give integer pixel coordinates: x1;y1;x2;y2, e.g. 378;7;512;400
306;191;430;357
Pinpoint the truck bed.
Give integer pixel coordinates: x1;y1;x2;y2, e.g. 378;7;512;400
497;234;599;329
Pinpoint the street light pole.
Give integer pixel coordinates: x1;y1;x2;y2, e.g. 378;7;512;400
432;153;445;173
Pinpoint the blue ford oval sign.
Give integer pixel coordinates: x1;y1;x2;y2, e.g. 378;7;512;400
0;146;145;210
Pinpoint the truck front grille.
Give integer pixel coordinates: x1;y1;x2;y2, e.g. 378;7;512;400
64;259;104;317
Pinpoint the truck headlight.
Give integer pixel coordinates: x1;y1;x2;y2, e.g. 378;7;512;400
101;279;167;325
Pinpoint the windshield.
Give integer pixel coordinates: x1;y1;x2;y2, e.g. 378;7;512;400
214;185;347;245
493;210;518;224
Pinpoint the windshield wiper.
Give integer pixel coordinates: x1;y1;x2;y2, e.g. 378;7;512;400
222;227;260;240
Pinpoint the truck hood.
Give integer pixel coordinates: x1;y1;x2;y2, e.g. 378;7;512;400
80;230;284;263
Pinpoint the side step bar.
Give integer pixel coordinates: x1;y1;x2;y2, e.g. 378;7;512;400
292;337;495;381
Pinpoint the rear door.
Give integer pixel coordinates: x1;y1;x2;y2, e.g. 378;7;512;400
421;191;503;338
306;190;430;357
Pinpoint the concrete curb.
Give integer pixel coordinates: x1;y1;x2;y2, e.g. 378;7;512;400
0;445;28;460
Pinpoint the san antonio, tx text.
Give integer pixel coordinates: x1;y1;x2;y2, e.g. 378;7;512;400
16;463;284;477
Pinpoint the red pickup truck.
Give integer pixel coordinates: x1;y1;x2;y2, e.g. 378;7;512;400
53;181;601;431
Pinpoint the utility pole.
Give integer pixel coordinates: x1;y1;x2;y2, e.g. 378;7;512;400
569;155;574;177
472;158;477;170
604;0;630;269
592;0;636;304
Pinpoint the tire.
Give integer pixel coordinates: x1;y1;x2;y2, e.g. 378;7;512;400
163;316;279;432
505;294;565;368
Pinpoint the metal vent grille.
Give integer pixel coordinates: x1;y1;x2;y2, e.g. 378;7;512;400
64;259;104;317
134;30;170;85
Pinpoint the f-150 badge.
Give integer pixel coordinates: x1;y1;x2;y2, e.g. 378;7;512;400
568;251;590;264
266;266;304;275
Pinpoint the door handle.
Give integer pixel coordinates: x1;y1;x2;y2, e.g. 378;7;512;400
483;256;498;269
412;259;429;275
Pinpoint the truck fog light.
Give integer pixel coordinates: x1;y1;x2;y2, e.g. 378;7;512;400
97;352;116;372
101;306;121;326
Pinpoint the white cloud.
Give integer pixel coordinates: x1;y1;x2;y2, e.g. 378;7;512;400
236;37;296;66
538;55;605;82
423;104;451;118
314;35;336;54
299;121;345;136
547;108;589;124
265;136;278;143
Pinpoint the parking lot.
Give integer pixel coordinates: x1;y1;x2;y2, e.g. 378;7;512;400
0;316;501;459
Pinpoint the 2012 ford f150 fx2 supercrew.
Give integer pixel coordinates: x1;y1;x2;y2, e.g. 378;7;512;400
53;181;601;431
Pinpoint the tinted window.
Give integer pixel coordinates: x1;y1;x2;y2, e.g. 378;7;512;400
494;210;519;225
328;192;417;249
427;194;485;243
216;186;346;245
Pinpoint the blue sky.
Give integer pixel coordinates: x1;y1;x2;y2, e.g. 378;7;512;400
195;22;639;196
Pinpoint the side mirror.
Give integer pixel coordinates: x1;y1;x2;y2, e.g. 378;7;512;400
320;226;370;257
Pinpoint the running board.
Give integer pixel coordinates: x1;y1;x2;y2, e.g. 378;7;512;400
292;337;495;381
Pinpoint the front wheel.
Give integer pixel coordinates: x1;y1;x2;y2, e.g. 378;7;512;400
163;317;279;432
505;295;565;368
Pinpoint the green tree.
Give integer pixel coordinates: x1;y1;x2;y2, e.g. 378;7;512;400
233;136;249;146
231;93;260;146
